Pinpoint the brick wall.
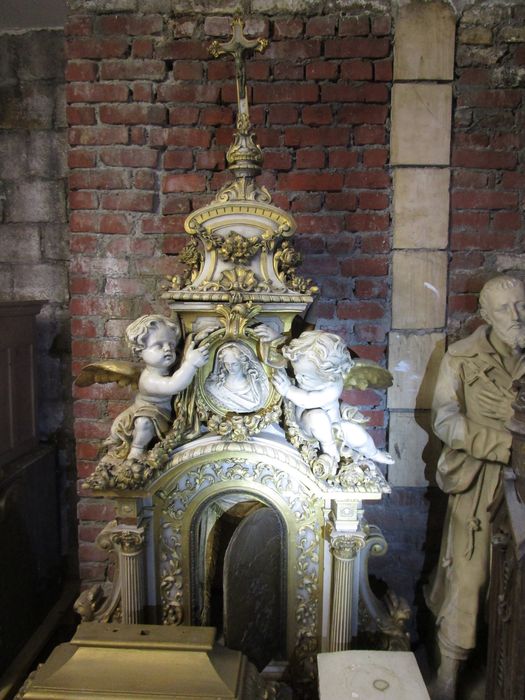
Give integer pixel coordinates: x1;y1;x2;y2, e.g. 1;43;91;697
0;29;76;569
450;2;525;340
67;9;393;584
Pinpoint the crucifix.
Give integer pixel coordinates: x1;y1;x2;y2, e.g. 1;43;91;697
209;18;268;129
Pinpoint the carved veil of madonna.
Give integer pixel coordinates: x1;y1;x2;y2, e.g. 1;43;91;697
70;17;408;700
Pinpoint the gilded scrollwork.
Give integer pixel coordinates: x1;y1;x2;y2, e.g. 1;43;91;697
274;241;319;296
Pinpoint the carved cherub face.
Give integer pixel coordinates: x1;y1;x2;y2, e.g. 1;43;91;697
482;282;525;350
291;356;326;391
141;324;179;370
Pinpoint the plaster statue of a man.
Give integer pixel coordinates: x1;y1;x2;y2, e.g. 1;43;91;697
425;275;525;700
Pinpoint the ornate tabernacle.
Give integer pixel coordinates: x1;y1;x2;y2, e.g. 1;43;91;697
76;18;408;699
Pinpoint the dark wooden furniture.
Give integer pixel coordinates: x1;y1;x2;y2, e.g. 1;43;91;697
487;377;525;700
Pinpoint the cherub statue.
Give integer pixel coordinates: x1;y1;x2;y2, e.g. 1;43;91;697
76;314;209;461
272;330;394;474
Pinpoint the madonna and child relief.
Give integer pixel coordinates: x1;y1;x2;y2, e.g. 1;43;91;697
204;341;270;413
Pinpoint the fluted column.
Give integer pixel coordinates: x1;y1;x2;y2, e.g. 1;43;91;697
111;527;145;624
328;532;365;652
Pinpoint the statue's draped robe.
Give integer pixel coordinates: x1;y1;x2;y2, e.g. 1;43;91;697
425;325;525;656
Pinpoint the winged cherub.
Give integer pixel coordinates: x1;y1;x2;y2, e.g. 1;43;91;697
76;314;209;461
271;330;394;474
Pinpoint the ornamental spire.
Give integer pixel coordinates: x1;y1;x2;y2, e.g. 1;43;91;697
209;18;268;190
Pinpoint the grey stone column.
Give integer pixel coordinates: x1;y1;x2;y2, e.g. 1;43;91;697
328;532;364;652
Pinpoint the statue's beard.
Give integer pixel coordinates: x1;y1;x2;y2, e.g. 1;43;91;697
501;324;525;351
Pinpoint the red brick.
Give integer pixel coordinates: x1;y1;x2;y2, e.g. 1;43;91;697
100;104;166;125
278;172;344;191
452;171;490;189
101;192;154;212
341;258;388;276
284;126;350;147
359;192;389;210
100;147;158;168
345;171;390;189
97;14;163;36
156;40;210;60
165;128;211;148
253;83;318;104
295;214;344;234
339;15;370;36
66;105;96;125
200;106;234;126
69;126;128;146
247;61;271;81
451;190;518;209
100;59;166;81
354;125;386;145
130;126;147;145
268;105;299;124
322;83;389;103
457;68;491;85
328;150;358;168
306;61;339;80
492;133;520;149
337;300;385;320
355;323;387;342
162;196;191;215
501;172;525;189
457;89;522;109
162;235;188;254
452;149;517;169
266;40;321;61
360;233;390;253
302;104;333;125
340;60;373;80
69;191;98;209
325;37;390;58
207;62;235;80
355;279;388;298
132;38;153;58
273;18;304;39
273;62;303;81
163;173;207;193
70;277;99;294
491;211;522;231
70;235;98;254
66;37;129;59
296;149;325;169
66;83;129;103
167;107;200;126
132;81;153;101
105;278;147;296
263;151;292;170
164;150;193;169
450;211;490;230
77;500;116;521
157;84;220;103
71;318;98;337
215;128;234;146
306;15;337;36
69;170;129;190
195;149;225;170
371;16;391;36
70;296;132;317
374;58;393;81
133;168;154;190
65;61;97;82
325;192;358;210
99;214;129;234
204;16;233;36
449;295;478;314
290;194;323;212
454;132;490;148
346;213;389;232
363;149;388;167
173;61;203;81
450;251;485;270
338;104;388;124
65;16;93;36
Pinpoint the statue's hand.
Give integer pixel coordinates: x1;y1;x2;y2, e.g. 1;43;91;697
271;369;292;397
183;337;209;369
477;385;515;423
252;323;281;342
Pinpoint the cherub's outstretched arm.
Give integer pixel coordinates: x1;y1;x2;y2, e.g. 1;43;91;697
141;338;209;397
272;370;341;408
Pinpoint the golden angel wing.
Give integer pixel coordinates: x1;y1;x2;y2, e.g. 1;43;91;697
344;359;393;391
74;361;141;389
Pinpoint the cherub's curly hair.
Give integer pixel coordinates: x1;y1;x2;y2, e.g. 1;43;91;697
283;330;352;381
125;314;181;360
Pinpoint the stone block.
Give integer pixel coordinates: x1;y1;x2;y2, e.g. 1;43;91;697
13;264;68;304
392;250;447;329
0;37;17;86
496;253;525;272
42;224;70;261
252;0;319;12
500;26;525;43
55;86;67;129
394;1;455;80
17;31;65;81
388;332;445;410
459;26;493;45
6;181;67;224
0;225;42;264
29;132;68;179
67;0;137;11
391;84;452;166
0;265;13;298
388;411;442;487
0;83;55;130
0;132;28;180
393;168;450;249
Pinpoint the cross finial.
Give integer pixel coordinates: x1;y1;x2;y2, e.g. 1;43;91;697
209;18;268;126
